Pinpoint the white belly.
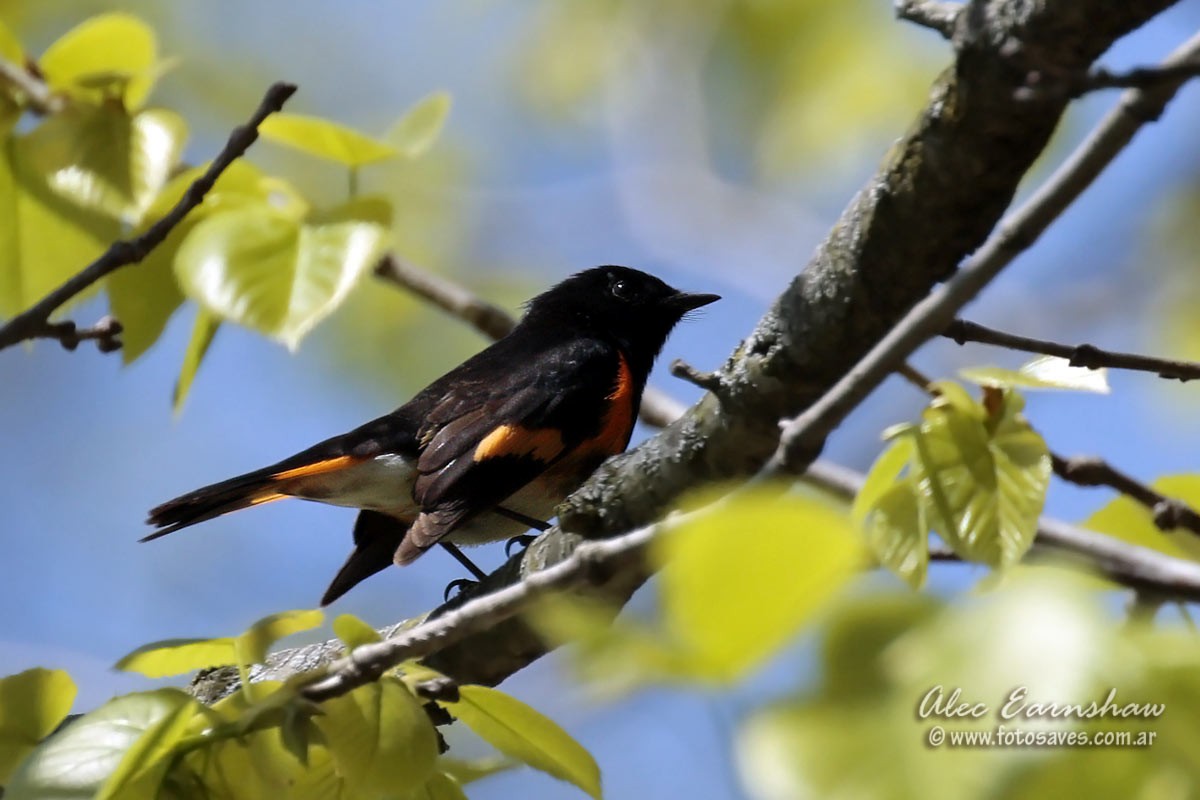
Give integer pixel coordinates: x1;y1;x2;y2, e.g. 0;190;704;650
289;454;421;518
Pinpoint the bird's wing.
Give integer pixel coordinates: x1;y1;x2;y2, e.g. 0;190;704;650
397;338;626;562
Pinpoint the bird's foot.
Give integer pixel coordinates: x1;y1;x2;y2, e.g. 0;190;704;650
443;578;478;603
505;534;538;558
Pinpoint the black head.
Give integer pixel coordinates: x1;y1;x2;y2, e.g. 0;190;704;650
522;266;719;375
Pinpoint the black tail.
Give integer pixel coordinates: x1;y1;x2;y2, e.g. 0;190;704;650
143;467;284;542
321;510;409;605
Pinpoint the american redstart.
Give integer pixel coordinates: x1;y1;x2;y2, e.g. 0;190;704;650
144;266;719;605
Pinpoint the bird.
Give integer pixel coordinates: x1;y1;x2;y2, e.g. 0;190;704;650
143;266;719;605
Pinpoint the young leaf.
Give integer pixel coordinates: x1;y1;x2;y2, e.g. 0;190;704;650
95;692;201;800
315;677;439;797
441;685;602;800
413;771;470;800
0;668;77;784
912;386;1050;568
114;637;239;678
0;19;24;66
174;203;389;350
654;490;865;681
173;308;220;414
960;355;1110;394
862;479;928;589
237;609;325;665
20;104;187;225
438;755;514;786
852;435;915;524
259;113;396;167
38;13;159;109
386;91;452;158
333;613;383;650
0;134;119;317
108;160;296;365
5;689;194;800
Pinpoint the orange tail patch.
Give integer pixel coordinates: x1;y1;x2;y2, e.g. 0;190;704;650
272;455;361;481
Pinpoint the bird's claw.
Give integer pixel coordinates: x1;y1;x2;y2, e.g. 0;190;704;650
443;578;477;603
505;534;538;558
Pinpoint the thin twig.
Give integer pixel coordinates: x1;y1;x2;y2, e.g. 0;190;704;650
0;56;62;115
765;31;1200;477
1051;454;1200;536
945;318;1200;381
0;81;298;353
1020;58;1200;101
894;0;960;40
373;253;687;429
31;315;123;353
375;254;514;341
669;359;724;394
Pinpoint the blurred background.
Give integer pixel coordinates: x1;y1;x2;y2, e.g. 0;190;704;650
2;1;1200;797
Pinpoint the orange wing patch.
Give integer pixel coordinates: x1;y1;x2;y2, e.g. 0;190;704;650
272;455;361;481
473;424;564;463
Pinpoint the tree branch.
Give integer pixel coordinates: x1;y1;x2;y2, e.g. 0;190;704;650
944;318;1200;381
1020;57;1200;100
0;56;62;115
374;253;514;341
373;252;688;429
0;81;298;353
1051;454;1200;535
894;0;961;40
768;27;1200;478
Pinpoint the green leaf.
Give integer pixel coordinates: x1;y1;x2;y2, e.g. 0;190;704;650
412;771;469;800
38;13;159;109
386;91;452;158
960;355;1110;394
332;614;382;650
107;160;295;365
0;133;119;317
315;677;439;797
1084;474;1200;562
237;609;325;665
654;490;865;681
442;685;601;800
0;19;24;65
862;478;928;589
852;435;915;524
174;203;389;349
172;308;220;414
0;669;77;784
184;687;342;800
259;113;397;167
20;104;188;225
95;692;199;800
912;386;1050;568
6;689;194;800
114;637;239;678
437;756;515;786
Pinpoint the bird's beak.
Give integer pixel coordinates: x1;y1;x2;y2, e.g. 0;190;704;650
664;292;721;313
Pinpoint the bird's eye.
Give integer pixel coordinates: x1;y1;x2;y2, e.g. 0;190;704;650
611;279;633;300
